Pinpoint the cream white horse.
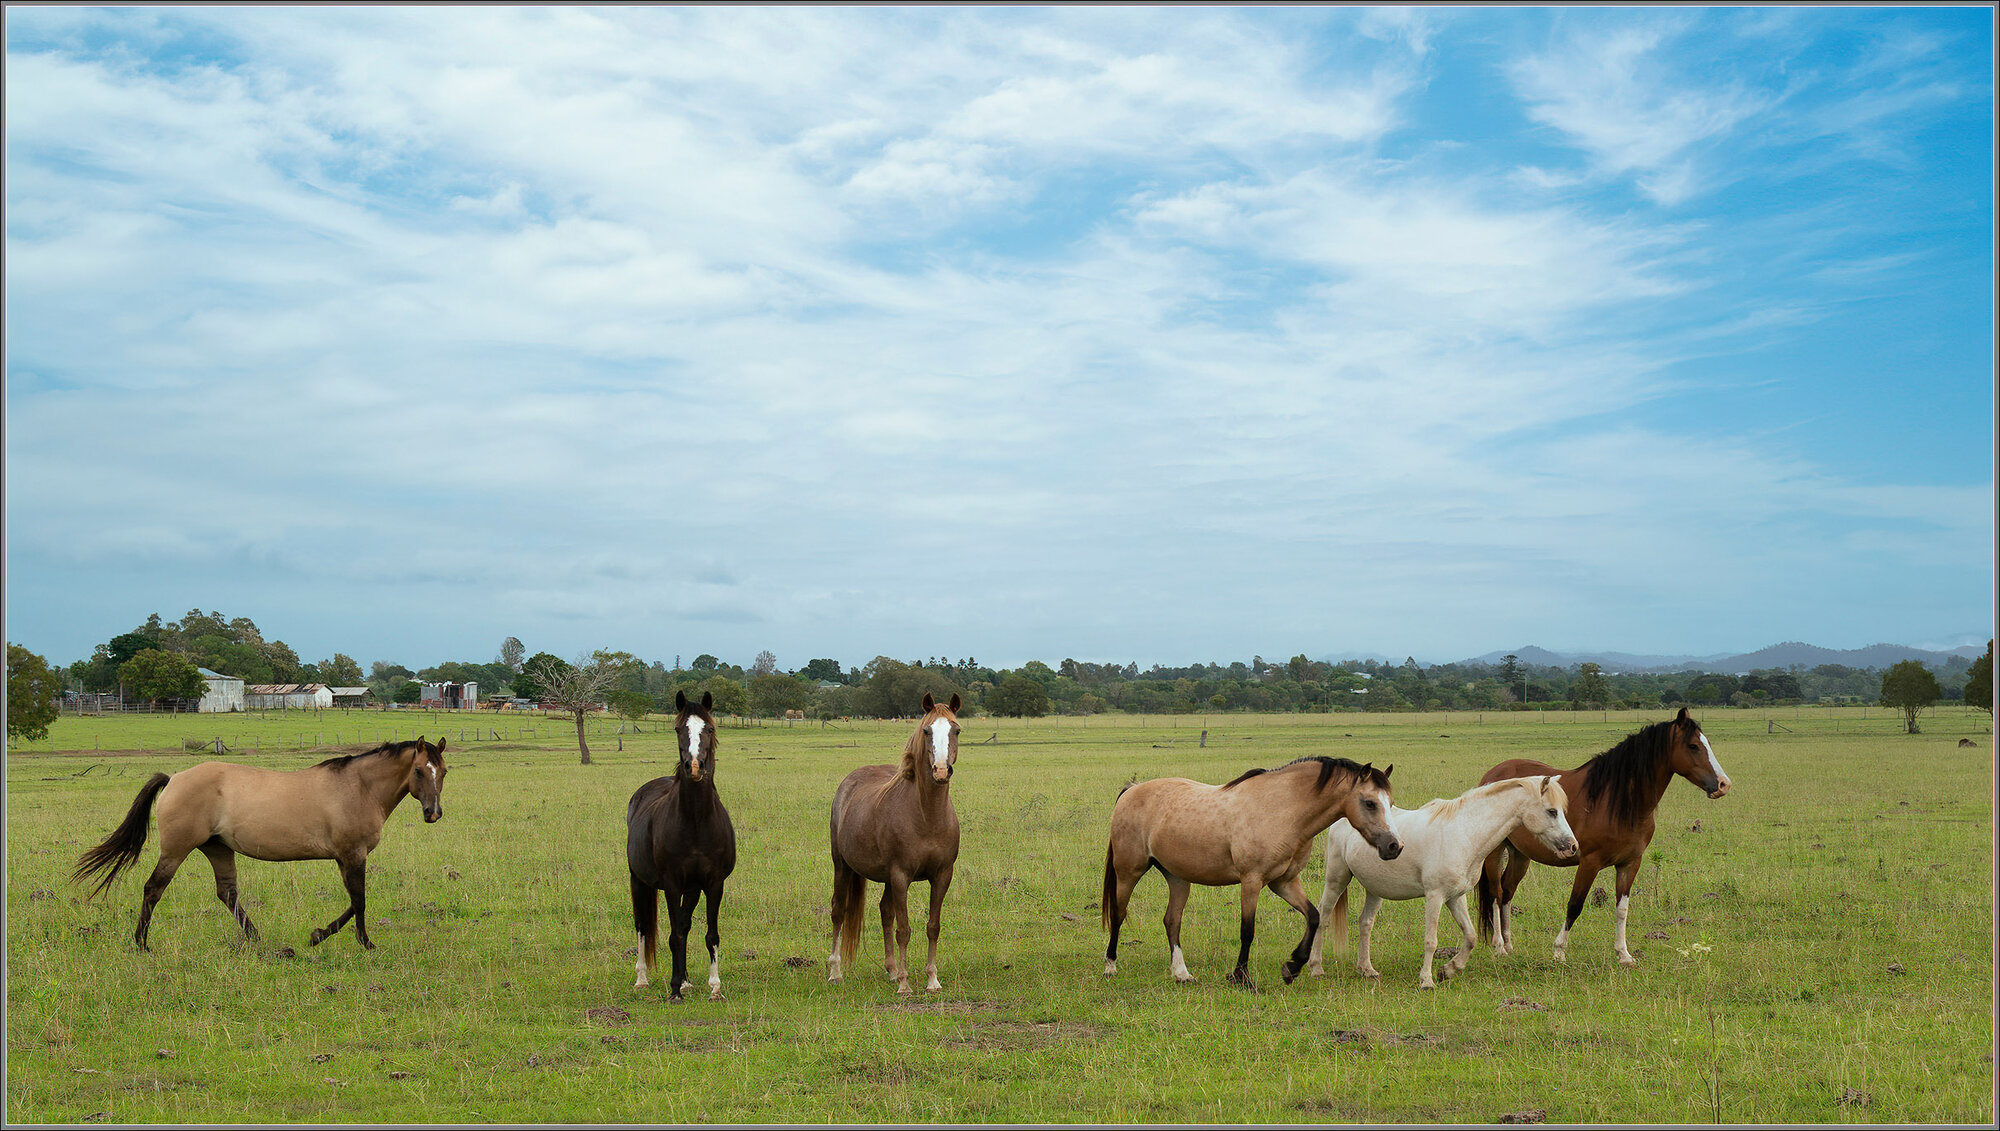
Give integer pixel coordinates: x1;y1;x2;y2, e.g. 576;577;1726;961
1308;775;1576;988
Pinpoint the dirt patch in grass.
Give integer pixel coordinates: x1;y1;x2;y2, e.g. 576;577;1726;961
938;1020;1103;1051
584;1006;631;1026
874;999;1002;1015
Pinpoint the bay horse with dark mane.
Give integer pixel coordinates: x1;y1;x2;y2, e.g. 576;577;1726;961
1476;707;1732;965
827;692;961;995
1102;756;1402;989
628;690;737;1003
73;737;449;950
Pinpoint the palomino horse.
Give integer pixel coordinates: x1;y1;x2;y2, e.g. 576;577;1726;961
827;692;962;994
73;737;448;950
1476;707;1732;965
628;690;738;1004
1308;775;1577;989
1101;757;1402;989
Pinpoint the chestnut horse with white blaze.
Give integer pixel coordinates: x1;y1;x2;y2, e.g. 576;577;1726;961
1476;707;1732;965
1101;757;1402;989
827;692;962;994
73;737;449;950
1309;774;1576;989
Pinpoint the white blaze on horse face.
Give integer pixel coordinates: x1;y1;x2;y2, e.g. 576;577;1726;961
684;716;707;774
928;718;952;777
1699;733;1731;793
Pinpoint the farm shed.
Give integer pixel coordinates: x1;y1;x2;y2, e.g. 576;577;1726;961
197;668;245;713
329;686;372;708
419;681;478;709
245;683;334;709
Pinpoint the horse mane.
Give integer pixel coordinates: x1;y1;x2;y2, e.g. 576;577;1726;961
313;738;426;772
1579;719;1679;824
1428;774;1563;820
1222;756;1385;793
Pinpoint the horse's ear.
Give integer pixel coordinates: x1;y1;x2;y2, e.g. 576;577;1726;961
700;690;714;710
1674;706;1690;723
922;692;936;713
1381;763;1393;779
435;738;447;754
676;690;688;711
948;693;961;713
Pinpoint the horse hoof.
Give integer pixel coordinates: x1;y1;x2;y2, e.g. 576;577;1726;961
1360;969;1380;979
1307;965;1323;978
1103;962;1117;977
1618;956;1640;967
1418;980;1436;991
307;932;324;947
895;983;913;996
668;992;684;1004
1281;963;1301;985
827;973;843;984
709;989;727;1002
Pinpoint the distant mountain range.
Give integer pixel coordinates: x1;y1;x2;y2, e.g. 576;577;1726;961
1459;640;1985;675
1314;640;1985;674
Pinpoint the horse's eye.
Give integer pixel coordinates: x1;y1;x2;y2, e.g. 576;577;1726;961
1362;799;1376;811
1547;808;1558;818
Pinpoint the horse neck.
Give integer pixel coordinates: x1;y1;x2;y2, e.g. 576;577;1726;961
1462;781;1547;859
1251;765;1351;834
357;750;415;817
674;768;718;814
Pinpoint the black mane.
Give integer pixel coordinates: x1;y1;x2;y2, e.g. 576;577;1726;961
1578;719;1679;824
1222;755;1386;792
314;738;424;771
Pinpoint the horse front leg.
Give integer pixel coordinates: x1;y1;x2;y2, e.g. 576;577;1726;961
1163;873;1195;983
882;870;914;993
1554;859;1605;963
1271;875;1320;985
704;884;726;1001
667;890;697;1003
1227;876;1264;990
198;842;258;944
1497;848;1531;956
1356;894;1384;978
921;865;952;992
1418;891;1446;989
311;855;370;949
1612;858;1642;966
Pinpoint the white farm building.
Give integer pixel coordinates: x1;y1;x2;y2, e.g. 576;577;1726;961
197;668;246;713
245;683;334;710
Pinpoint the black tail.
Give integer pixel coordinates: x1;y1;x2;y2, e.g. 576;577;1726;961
630;875;658;975
73;773;171;898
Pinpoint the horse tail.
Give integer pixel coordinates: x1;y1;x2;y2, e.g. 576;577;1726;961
1100;840;1119;932
630;874;658;973
73;772;171;898
831;858;866;969
1476;845;1506;943
1331;886;1349;956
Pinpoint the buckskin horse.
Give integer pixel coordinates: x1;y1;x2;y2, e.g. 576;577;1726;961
73;737;448;950
827;692;962;995
1476;707;1732;965
1101;757;1402;989
1309;774;1577;988
628;690;738;1003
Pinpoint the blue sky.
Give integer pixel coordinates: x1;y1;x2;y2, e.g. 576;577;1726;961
5;5;1992;673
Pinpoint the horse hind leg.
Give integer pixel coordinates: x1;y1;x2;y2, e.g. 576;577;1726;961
1308;854;1352;977
133;842;197;952
1442;892;1477;981
1612;859;1642;967
826;857;865;983
1554;860;1604;963
1355;893;1385;979
197;841;258;944
882;872;914;994
920;866;952;992
630;876;658;989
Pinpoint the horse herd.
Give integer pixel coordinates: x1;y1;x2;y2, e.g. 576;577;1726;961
72;693;1733;1002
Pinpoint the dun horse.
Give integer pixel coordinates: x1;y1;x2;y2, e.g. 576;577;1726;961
73;737;448;950
1476;707;1732;965
1101;757;1401;989
1308;775;1576;988
827;692;961;994
628;690;738;1003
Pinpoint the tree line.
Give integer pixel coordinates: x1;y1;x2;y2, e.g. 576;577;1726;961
7;609;1991;747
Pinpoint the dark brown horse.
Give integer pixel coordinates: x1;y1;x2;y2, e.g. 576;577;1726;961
827;692;961;994
627;690;737;1003
1101;757;1402;989
1476;707;1732;965
73;737;448;950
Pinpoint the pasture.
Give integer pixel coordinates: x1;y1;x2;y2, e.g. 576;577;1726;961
5;706;1992;1124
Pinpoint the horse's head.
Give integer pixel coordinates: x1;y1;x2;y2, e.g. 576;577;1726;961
918;692;962;784
1342;762;1402;861
675;690;719;784
1521;775;1577;858
405;736;448;823
1666;707;1732;799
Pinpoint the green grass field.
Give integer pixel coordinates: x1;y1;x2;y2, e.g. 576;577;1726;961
5;706;1993;1124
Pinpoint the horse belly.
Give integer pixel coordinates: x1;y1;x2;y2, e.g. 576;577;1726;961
1346;853;1427;902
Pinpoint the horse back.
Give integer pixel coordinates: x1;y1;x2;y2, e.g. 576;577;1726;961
627;777;737;892
157;761;357;861
830;763;957;882
1110;777;1273;886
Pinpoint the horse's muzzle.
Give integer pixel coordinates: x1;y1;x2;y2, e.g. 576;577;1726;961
423;804;443;822
1552;838;1578;859
1373;836;1403;861
1708;778;1731;799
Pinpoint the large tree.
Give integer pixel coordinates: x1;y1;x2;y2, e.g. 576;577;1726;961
1880;660;1942;734
987;674;1048;718
1965;640;1993;715
120;648;205;710
7;644;65;741
320;653;365;686
527;653;618;764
